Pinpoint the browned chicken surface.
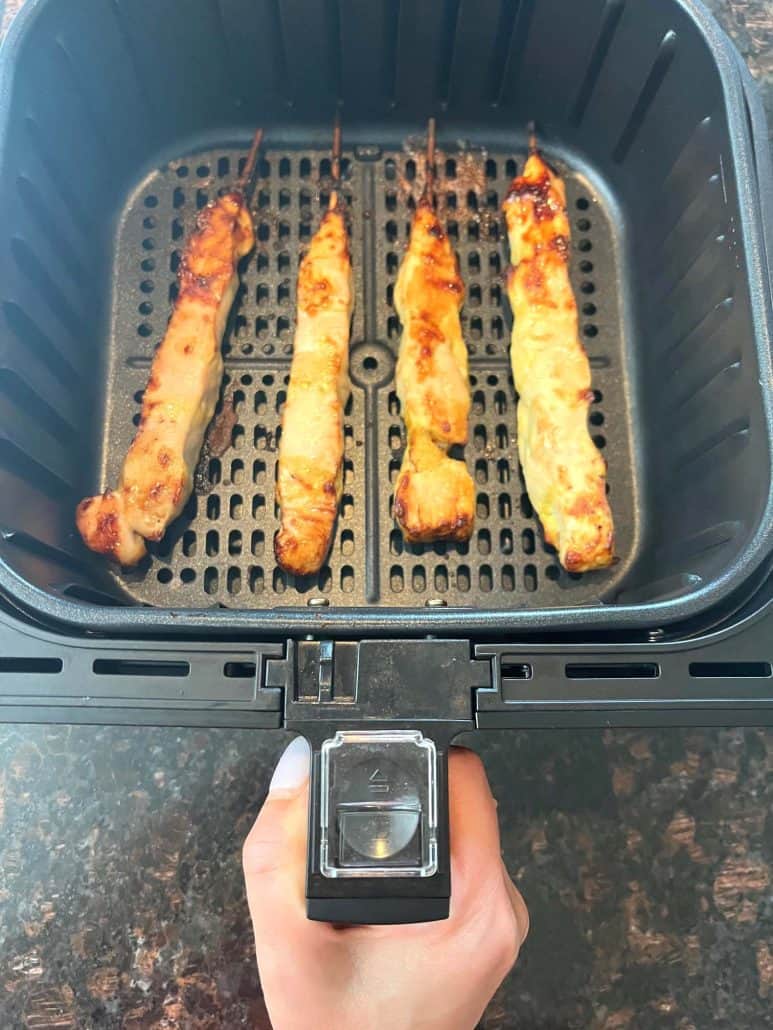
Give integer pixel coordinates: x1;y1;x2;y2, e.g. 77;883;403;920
76;191;254;565
393;202;474;543
502;149;614;572
274;206;353;575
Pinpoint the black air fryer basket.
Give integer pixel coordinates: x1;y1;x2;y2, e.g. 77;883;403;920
0;0;772;923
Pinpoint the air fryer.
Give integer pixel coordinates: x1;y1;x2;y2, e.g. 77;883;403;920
0;0;771;923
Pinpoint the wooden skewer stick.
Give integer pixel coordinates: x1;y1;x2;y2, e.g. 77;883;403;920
423;116;437;207
330;109;343;211
527;120;538;155
236;126;264;197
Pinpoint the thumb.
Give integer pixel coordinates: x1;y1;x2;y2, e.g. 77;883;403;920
243;736;312;931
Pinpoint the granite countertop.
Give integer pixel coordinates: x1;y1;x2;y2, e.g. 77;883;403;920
1;1;773;1027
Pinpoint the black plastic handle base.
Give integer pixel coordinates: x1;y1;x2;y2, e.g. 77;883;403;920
279;639;485;924
307;896;449;924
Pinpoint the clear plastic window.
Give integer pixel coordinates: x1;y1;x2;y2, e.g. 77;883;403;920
319;730;438;879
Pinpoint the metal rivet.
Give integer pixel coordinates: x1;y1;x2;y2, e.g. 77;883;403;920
307;597;330;607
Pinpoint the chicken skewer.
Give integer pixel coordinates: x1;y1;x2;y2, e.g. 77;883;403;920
393;118;475;543
76;130;261;565
502;125;614;572
274;112;354;576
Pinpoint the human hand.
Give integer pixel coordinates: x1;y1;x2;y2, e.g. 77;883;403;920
243;738;528;1030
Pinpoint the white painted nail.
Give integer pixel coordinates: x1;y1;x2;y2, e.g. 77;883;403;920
269;736;311;794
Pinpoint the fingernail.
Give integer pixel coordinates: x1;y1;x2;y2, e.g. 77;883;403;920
269;736;311;794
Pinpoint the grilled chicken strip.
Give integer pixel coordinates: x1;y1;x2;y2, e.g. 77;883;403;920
393;202;474;543
502;147;614;572
77;191;255;564
274;205;353;575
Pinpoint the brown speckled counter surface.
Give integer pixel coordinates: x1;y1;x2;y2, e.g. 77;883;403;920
1;1;773;1027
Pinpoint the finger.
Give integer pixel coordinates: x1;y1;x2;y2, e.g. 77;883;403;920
447;747;502;903
242;736;319;937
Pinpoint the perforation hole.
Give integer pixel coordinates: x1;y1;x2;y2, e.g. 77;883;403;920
390;566;404;592
457;565;470;592
500;528;514;555
412;566;426;592
477;494;489;519
524;565;538;592
249;567;265;593
251;530;264;556
341;566;355;593
478;529;491;555
475;459;488;484
341;529;355;557
522;528;535;554
204;568;218;595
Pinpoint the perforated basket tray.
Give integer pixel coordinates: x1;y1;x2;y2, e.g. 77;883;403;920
0;0;771;638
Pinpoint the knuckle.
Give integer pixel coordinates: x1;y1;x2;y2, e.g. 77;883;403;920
242;830;284;878
491;900;522;975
